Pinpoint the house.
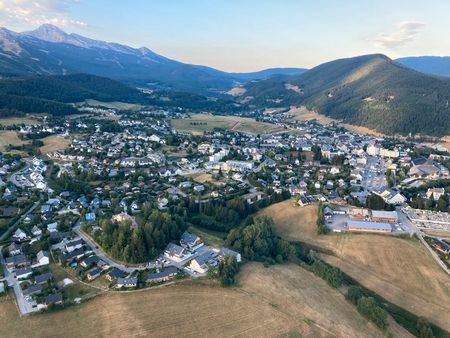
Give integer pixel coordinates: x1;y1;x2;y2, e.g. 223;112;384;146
164;243;189;262
80;255;99;268
242;191;265;205
86;267;102;281
106;268;125;282
44;292;63;306
61;248;85;262
22;284;42;297
117;277;138;288
47;222;58;233
85;212;96;222
218;248;241;263
180;231;203;250
426;188;445;201
35;272;53;285
147;266;178;283
13;228;27;241
31;225;42;237
15;267;33;279
36;250;49;266
5;254;28;269
3;207;20;217
8;242;21;256
188;251;217;274
408;157;449;179
40;204;51;214
65;239;83;253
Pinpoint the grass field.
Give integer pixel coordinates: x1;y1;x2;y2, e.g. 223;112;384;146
0;263;387;338
257;200;450;332
39;135;71;154
84;99;143;111
0;116;43;126
170;113;288;135
287;106;385;137
0;131;27;151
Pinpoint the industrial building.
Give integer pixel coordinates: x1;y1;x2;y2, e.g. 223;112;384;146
347;220;392;233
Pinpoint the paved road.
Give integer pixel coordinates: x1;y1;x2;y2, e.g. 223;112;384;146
73;225;156;274
0;250;38;315
7;159;32;187
0;201;41;315
398;207;450;277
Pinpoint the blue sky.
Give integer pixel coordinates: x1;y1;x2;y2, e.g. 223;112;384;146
1;0;450;71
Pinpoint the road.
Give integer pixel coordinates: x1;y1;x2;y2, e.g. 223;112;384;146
398;207;450;278
0;250;38;315
0;200;41;315
7;159;32;187
361;156;387;192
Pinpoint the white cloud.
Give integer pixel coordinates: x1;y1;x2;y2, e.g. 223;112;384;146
0;0;87;28
373;21;425;49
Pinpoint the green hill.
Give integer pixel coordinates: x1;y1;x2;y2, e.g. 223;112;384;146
0;73;146;116
0;73;242;117
242;54;450;136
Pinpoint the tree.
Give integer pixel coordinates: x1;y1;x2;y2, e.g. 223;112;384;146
218;256;240;286
346;285;363;305
416;318;435;338
357;297;388;330
437;195;449;212
366;193;386;210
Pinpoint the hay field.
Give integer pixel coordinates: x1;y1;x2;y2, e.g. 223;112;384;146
0;263;386;338
84;99;143;110
171;113;287;135
40;135;71;154
0;117;43;126
257;200;450;332
287;106;385;137
0;131;26;151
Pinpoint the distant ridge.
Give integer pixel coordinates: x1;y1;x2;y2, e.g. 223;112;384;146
396;56;450;77
0;24;305;94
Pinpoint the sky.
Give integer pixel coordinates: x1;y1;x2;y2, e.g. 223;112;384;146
1;0;450;72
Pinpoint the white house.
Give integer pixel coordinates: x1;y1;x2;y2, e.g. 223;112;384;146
13;228;27;241
35;250;49;267
188;251;216;274
47;222;58;233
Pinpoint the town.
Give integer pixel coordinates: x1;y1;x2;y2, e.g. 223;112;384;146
0;104;449;319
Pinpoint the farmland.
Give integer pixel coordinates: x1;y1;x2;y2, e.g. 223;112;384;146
0;116;43;126
39;135;71;154
83;99;143;111
170;113;287;135
257;200;450;332
0;263;386;338
0;131;27;151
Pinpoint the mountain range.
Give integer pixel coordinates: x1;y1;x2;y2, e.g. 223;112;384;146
240;54;450;136
2;24;450;136
0;24;305;94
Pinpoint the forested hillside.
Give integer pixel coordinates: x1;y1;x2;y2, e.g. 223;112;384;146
0;73;242;117
242;54;450;136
